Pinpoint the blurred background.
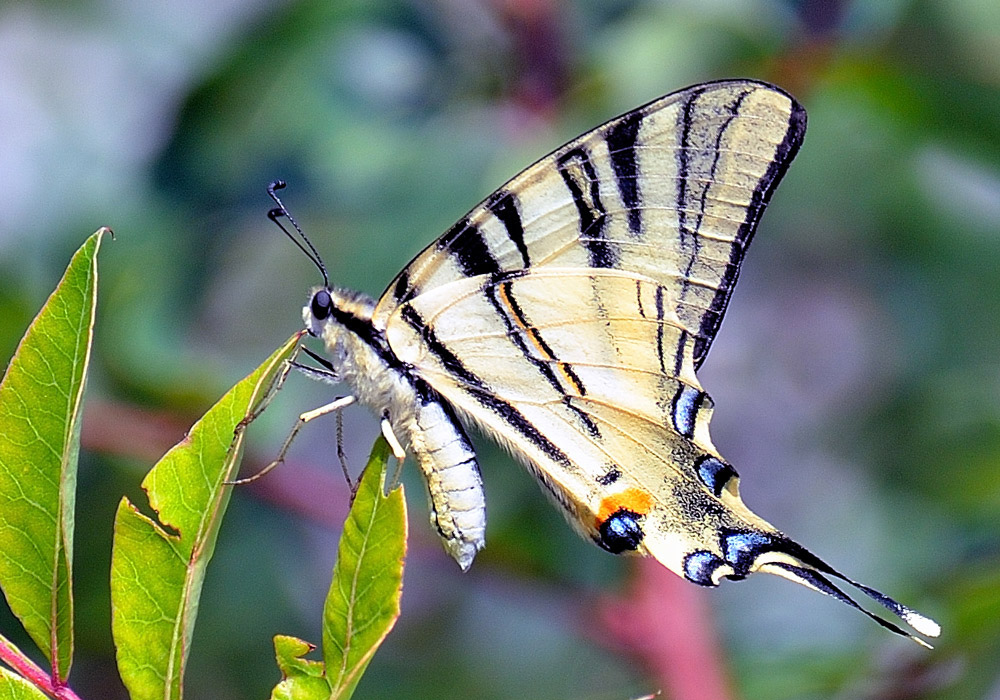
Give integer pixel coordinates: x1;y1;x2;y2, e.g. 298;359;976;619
1;0;998;698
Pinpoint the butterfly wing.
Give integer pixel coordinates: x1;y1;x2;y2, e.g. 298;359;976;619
373;79;806;368
385;269;738;544
384;269;939;644
365;78;936;643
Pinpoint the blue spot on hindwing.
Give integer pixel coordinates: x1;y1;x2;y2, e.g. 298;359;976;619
672;385;703;437
597;509;645;553
695;456;738;496
684;551;726;587
721;529;778;577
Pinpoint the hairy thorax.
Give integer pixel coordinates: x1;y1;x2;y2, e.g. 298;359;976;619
303;286;414;422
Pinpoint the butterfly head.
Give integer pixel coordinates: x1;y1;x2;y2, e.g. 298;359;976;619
301;283;383;392
303;285;377;336
307;287;334;333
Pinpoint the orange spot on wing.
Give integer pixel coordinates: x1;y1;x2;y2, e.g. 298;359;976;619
596;488;653;526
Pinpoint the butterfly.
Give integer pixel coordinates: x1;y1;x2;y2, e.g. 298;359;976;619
270;79;939;646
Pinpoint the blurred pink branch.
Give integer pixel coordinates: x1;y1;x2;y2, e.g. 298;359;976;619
80;397;353;526
597;558;734;700
81;398;194;464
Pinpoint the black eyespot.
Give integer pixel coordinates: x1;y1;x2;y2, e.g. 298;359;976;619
597;508;644;553
311;290;332;320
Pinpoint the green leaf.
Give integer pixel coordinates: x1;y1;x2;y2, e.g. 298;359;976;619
269;635;333;700
323;438;406;700
0;666;48;700
0;228;109;681
110;333;301;700
265;441;406;700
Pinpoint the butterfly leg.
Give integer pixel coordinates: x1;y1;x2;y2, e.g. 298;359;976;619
380;410;407;461
228;395;357;485
235;345;305;432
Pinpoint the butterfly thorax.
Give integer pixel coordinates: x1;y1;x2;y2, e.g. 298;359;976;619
303;286;405;414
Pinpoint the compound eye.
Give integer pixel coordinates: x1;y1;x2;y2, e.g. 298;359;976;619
311;290;333;320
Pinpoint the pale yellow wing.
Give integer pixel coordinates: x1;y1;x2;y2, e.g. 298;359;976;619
386;269;763;556
374;79;805;368
384;269;939;644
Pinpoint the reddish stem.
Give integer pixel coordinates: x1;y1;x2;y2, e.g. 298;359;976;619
597;559;734;700
0;636;83;700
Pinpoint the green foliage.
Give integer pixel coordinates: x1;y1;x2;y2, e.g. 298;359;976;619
110;333;300;700
0;228;408;699
0;232;407;699
271;439;407;700
0;229;107;682
0;667;48;700
323;438;406;699
271;636;331;700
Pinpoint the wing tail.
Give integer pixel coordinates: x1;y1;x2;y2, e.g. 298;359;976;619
762;560;939;648
643;525;939;647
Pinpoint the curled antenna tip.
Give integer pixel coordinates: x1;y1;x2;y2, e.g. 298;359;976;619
264;179;330;288
903;611;941;638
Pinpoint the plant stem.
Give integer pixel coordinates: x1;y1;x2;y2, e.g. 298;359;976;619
0;634;83;700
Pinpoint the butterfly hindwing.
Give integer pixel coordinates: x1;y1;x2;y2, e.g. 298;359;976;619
384;268;770;567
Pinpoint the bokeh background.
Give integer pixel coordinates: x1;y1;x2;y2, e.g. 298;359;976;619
1;0;999;698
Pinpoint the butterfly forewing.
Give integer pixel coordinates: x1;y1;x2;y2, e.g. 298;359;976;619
374;80;805;368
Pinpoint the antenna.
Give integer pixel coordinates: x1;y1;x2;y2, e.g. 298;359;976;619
267;180;329;287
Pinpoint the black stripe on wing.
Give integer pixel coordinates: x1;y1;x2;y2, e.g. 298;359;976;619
489;279;601;438
443;217;502;278
486;190;531;267
676;86;751;315
692;91;807;369
399;303;573;470
605;110;644;237
557;147;618;268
